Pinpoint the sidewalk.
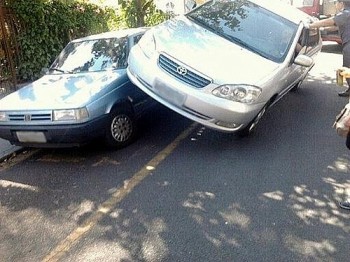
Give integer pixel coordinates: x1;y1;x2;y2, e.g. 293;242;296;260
0;92;22;162
0;138;22;161
0;83;26;162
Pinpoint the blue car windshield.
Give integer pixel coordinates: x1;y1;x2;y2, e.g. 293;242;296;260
186;0;298;62
50;37;129;73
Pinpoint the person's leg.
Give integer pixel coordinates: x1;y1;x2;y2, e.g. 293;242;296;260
339;44;350;96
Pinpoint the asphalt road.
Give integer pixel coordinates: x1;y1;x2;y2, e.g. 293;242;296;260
1;42;350;262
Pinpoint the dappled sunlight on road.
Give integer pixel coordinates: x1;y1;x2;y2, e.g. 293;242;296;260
183;192;247;249
67;211;170;261
173;152;350;260
328;155;350;173
289;184;350;229
3;149;349;261
284;236;336;259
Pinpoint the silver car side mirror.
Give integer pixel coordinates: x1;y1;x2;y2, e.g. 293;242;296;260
294;55;314;67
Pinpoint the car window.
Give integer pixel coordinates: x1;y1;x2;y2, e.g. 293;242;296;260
186;0;298;62
296;27;320;55
50;37;129;73
305;28;320;48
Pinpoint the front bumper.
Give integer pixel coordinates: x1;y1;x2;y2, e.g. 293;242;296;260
127;45;265;133
0;115;109;147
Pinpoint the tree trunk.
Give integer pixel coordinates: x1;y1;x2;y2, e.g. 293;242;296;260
135;0;145;27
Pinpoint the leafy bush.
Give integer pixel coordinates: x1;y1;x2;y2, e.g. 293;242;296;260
119;0;168;28
8;0;120;81
6;0;167;82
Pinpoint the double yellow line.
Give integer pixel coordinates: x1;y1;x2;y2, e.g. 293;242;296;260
43;123;198;262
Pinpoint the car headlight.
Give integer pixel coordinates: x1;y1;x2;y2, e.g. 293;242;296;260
212;84;262;103
53;107;89;121
138;30;156;58
0;112;7;121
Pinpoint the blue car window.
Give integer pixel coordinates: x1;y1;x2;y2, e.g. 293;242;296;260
50;37;129;73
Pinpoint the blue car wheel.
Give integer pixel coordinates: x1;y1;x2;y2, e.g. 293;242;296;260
105;108;136;149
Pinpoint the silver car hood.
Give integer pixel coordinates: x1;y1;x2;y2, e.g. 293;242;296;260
0;71;121;111
154;16;279;84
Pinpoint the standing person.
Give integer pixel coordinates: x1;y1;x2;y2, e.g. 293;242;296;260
308;0;350;97
308;1;350;210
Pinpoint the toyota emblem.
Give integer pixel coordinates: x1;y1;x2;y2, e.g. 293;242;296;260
176;66;187;76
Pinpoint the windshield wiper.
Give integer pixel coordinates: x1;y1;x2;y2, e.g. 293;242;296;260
227;36;269;59
50;68;72;74
187;15;217;33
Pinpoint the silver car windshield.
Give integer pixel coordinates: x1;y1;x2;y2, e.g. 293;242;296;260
186;0;298;62
50;37;128;73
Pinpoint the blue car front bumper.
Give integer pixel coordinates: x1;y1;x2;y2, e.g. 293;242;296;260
0;115;109;148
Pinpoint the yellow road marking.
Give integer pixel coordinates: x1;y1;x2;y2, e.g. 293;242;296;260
42;123;198;262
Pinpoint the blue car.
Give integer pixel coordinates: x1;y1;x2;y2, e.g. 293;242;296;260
0;28;152;148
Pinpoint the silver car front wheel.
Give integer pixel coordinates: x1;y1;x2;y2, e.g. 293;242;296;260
237;103;269;137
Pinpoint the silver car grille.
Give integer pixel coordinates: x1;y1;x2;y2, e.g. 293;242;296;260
158;54;211;88
8;112;52;121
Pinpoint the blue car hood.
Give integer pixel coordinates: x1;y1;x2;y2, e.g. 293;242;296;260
0;71;122;111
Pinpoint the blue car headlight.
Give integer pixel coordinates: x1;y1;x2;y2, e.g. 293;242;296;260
0;112;7;121
53;107;89;121
212;84;262;104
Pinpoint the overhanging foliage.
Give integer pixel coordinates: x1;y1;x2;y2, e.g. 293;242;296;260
5;0;168;81
8;0;121;81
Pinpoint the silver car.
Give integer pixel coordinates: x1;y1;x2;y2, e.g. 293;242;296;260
127;0;322;136
0;28;153;148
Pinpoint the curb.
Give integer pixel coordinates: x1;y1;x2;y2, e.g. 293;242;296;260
0;139;23;163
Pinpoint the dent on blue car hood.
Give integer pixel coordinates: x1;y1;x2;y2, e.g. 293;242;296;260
0;71;123;111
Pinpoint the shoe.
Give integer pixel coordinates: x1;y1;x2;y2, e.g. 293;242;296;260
338;89;350;97
339;201;350;210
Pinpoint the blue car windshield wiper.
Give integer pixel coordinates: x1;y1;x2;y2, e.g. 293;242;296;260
50;68;72;73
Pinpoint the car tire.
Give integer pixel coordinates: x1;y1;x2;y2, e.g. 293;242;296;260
105;108;136;149
291;80;303;92
236;102;269;137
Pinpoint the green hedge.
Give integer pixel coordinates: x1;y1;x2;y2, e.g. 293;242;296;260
8;0;121;81
119;0;169;28
6;0;167;82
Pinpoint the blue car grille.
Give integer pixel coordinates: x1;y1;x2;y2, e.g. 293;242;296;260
8;113;52;121
158;54;211;88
